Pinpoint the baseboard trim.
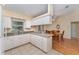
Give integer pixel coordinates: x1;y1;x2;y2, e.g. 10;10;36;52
63;38;71;40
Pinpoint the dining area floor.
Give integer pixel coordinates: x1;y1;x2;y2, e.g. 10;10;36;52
53;38;79;55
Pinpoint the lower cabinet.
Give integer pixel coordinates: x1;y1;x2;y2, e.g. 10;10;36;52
4;34;52;52
42;37;52;52
4;37;15;50
31;34;52;52
31;34;42;49
0;38;5;54
13;34;30;47
4;34;30;51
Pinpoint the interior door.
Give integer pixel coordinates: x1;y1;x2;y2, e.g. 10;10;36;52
71;22;76;38
71;22;79;39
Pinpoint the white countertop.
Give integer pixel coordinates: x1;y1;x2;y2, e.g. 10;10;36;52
31;32;53;38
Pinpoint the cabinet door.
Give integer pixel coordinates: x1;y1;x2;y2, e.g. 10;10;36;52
39;16;52;25
4;34;30;51
34;36;42;49
1;38;5;52
30;34;36;45
31;19;38;26
24;20;31;28
31;34;42;49
31;16;52;26
3;16;12;28
42;37;52;52
13;34;30;47
13;36;22;47
4;37;14;50
19;34;30;44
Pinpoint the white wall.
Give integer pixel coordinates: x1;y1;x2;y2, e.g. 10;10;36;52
0;6;2;37
47;16;71;39
46;9;79;39
0;5;2;55
0;5;3;55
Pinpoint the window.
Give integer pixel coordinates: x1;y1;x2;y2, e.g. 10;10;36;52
4;17;25;37
12;21;23;33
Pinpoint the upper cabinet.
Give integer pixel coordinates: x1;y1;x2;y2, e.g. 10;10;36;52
31;5;54;26
31;15;52;26
23;20;31;28
3;16;12;29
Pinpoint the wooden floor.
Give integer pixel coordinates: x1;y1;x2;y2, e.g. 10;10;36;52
53;38;79;55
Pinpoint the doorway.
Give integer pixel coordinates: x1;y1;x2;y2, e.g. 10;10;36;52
71;22;79;39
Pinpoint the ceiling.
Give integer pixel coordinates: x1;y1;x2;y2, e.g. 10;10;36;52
53;4;79;16
3;4;79;18
4;4;48;18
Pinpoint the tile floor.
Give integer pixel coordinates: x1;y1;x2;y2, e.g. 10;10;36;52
4;44;63;55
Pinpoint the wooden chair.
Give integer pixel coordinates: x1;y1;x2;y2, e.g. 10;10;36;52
53;30;60;41
59;30;64;41
53;30;64;41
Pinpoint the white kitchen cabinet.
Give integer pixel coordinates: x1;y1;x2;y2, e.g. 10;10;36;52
34;36;42;49
31;16;52;26
0;38;5;54
31;34;42;49
0;38;2;54
31;34;39;45
24;20;31;29
3;16;12;28
4;33;52;53
13;34;30;48
18;34;30;44
30;34;36;45
4;37;15;50
42;37;52;52
4;34;30;51
13;35;22;47
31;19;38;26
30;34;52;52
